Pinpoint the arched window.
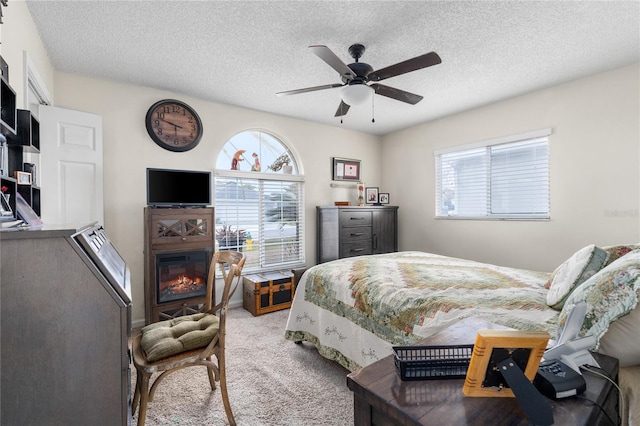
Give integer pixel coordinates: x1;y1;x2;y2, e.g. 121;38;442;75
215;130;305;272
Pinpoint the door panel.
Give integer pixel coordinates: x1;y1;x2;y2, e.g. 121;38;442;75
39;106;103;225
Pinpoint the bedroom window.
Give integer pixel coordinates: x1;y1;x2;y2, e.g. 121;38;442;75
215;130;305;272
435;128;551;220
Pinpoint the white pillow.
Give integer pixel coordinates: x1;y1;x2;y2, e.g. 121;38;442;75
546;244;608;309
556;249;640;367
598;301;640;367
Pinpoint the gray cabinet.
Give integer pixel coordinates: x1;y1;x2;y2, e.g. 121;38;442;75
0;226;131;425
317;206;398;263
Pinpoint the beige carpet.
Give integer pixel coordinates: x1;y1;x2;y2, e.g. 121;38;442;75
132;307;354;425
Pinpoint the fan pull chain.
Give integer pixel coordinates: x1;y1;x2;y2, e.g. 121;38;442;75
371;94;375;123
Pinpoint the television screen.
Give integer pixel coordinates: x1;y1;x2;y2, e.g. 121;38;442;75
146;168;211;207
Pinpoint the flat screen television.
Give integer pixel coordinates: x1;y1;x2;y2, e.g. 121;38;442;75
146;168;211;207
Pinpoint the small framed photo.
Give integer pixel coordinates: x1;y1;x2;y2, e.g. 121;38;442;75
462;329;549;398
365;187;379;204
379;193;390;205
15;171;32;185
332;157;361;181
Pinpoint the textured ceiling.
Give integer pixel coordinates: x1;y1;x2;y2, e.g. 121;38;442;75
25;1;640;136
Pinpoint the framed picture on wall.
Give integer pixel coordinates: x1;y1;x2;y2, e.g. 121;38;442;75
332;157;361;181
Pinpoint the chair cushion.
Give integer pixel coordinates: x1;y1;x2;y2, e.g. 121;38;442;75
140;313;220;362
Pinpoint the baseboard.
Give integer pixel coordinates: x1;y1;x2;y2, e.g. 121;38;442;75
132;318;146;329
229;300;243;310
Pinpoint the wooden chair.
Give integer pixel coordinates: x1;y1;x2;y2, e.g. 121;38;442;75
132;251;246;426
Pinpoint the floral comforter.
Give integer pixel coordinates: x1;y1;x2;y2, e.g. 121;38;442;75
284;251;559;371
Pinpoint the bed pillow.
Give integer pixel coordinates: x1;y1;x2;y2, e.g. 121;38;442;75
546;244;608;309
555;249;640;367
601;244;640;268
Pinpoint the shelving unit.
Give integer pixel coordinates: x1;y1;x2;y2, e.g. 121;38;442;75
0;73;16;135
0;56;41;220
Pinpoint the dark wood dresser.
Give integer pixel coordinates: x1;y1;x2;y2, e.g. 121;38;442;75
316;206;398;263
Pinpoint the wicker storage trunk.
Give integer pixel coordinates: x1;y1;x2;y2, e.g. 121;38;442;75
242;270;295;316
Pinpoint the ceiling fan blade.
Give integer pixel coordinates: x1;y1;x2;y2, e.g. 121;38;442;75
276;83;343;96
368;51;441;82
310;45;356;79
371;83;424;105
334;101;350;117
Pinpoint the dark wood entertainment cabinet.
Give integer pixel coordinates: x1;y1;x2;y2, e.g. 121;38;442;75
316;206;398;263
144;207;215;324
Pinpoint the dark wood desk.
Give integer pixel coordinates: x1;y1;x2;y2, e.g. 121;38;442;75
347;318;619;426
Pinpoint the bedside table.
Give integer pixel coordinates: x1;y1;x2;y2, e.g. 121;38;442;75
347;318;619;426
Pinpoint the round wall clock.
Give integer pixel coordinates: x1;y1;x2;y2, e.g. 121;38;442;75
145;99;203;152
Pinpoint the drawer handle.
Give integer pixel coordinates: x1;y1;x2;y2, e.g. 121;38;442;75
181;237;187;241
350;217;365;220
350;232;364;236
351;248;365;252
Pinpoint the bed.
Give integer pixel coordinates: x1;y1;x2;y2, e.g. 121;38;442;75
284;247;640;424
285;251;559;371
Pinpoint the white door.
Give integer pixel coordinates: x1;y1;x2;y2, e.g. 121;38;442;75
39;106;103;225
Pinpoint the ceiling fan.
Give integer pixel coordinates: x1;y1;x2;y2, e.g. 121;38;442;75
276;44;441;117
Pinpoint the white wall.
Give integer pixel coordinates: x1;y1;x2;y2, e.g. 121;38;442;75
0;1;55;109
383;64;640;272
3;3;383;325
6;2;640;323
52;72;381;325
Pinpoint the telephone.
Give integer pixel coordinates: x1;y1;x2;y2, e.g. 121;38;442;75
543;301;599;373
534;359;587;399
534;301;597;399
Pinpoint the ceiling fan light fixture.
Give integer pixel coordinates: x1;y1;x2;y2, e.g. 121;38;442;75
340;84;373;106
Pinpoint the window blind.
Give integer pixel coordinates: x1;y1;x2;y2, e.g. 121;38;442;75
435;130;550;220
214;174;305;272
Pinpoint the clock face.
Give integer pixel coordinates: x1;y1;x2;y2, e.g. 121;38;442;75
145;99;203;152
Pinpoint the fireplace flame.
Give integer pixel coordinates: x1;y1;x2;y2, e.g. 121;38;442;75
160;275;206;295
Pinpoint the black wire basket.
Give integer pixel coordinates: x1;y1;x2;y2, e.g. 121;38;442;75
392;344;474;381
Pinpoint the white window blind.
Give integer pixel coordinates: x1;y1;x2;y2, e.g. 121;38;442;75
435;129;551;220
214;173;305;272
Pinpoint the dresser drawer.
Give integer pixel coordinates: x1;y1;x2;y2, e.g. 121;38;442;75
339;210;372;227
340;242;372;258
340;226;372;242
